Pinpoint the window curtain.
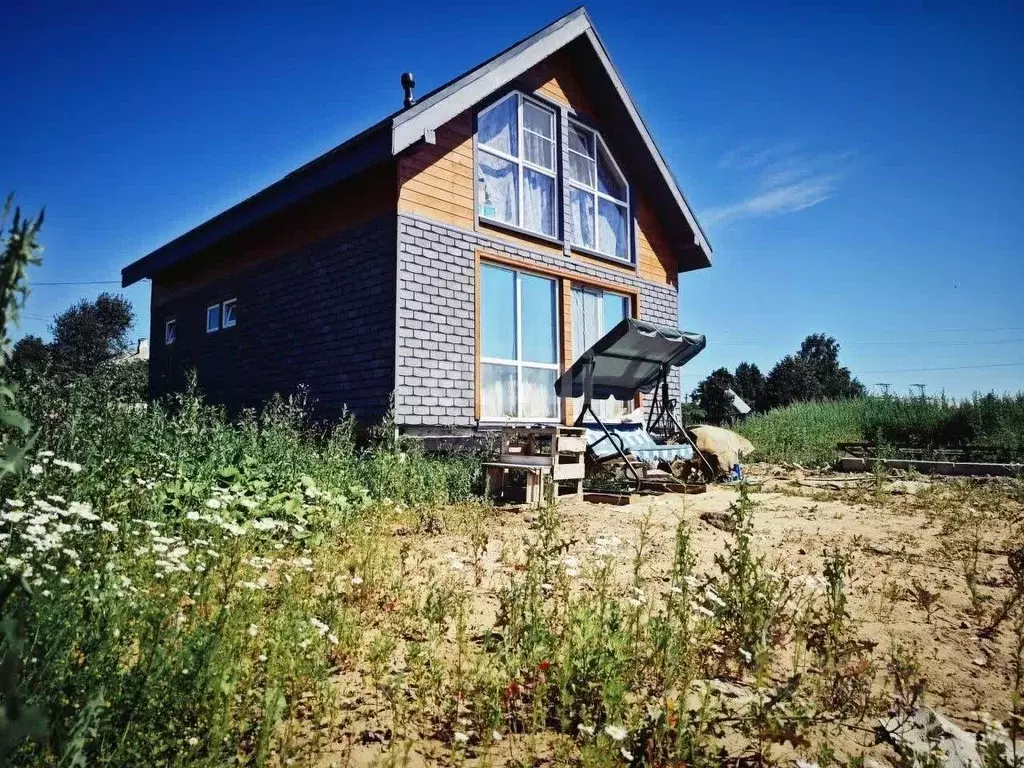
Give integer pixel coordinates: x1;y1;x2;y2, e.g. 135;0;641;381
598;200;628;260
572;288;629;422
479;153;518;225
569;188;595;249
521;368;557;420
482;363;516;419
523;170;554;236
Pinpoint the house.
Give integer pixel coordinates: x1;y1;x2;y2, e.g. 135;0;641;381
121;7;712;436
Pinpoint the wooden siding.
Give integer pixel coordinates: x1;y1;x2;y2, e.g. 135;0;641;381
153;165;396;307
397;47;680;287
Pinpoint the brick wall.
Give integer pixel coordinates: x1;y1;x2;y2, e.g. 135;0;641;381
395;213;681;431
149;216;396;423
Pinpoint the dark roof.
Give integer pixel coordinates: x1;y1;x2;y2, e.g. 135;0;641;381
122;7;712;287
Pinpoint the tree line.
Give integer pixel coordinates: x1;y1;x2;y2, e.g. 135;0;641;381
690;333;865;425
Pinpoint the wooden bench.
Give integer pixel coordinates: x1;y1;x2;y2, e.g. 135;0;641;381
483;426;586;507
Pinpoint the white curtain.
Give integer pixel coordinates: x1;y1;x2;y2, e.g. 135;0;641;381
598;200;628;260
523;170;553;236
569;188;595;249
482;363;516;419
521;367;556;420
572;288;628;422
479;153;518;225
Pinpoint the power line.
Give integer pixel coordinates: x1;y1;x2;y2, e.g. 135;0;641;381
715;338;1024;347
862;362;1024;374
31;280;121;286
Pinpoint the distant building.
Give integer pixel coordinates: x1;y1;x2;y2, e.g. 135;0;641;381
115;338;149;364
724;387;752;417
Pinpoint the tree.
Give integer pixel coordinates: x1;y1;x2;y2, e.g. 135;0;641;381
49;293;134;378
796;333;865;400
733;362;766;412
692;367;736;425
765;355;822;408
9;335;49;381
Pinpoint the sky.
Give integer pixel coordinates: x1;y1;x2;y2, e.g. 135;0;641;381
2;1;1022;400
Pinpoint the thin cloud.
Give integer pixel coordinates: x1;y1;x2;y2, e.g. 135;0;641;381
705;145;853;225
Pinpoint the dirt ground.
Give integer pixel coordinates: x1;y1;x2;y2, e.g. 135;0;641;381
414;467;1023;727
316;467;1023;766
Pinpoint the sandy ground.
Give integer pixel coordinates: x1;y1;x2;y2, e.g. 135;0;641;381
314;469;1023;766
415;469;1022;725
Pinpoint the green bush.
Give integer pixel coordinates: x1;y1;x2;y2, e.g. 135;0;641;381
737;393;1024;466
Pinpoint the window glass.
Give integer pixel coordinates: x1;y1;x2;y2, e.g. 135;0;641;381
568;124;593;157
164;319;176;345
481;363;517;418
522;169;555;237
222;299;237;328
602;292;629;334
480;265;559;421
478;94;517;156
597;143;626;200
598;199;629;260
477;93;556;239
567;150;595;187
519;273;557;363
481;265;516;360
206;304;220;333
521;367;558;419
569;187;595;249
478;152;518;225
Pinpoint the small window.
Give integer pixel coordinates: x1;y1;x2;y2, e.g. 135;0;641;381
476;92;557;239
567;120;631;262
222;298;237;328
206;304;221;333
164;319;177;345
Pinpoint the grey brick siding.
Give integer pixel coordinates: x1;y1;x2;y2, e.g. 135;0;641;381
395;213;680;430
149;216;396;423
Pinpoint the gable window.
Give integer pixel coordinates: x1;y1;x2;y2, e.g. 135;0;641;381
479;263;559;421
567;121;631;262
572;285;631;420
222;298;237;328
476;92;557;238
164;318;177;345
206;304;221;333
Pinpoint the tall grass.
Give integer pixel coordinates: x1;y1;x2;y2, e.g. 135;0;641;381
737;393;1024;466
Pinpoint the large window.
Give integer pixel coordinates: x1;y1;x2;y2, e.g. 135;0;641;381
476;92;557;238
572;285;631;421
480;263;560;421
567;121;630;262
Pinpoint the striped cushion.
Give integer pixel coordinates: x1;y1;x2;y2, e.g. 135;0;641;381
584;423;694;463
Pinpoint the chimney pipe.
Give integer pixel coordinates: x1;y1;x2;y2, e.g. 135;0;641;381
401;72;416;109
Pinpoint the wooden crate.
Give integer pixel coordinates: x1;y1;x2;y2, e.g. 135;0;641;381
485;426;586;505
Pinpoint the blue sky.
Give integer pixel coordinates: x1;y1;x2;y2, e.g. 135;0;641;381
3;1;1022;399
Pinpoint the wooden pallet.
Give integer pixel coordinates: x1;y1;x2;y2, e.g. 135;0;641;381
484;426;586;507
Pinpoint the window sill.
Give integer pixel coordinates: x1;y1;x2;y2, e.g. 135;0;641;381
478;216;564;249
569;244;637;271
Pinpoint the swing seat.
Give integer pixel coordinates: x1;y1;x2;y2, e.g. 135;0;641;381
583;422;694;464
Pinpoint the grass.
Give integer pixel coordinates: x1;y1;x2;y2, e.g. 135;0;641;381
3;374;1024;765
736;393;1024;466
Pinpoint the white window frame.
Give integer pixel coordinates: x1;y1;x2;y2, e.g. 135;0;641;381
164;318;177;345
476;91;558;239
221;298;237;329
479;264;561;423
567;119;632;264
206;304;221;334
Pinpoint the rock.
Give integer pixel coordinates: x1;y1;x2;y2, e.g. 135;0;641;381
879;708;980;768
700;510;734;532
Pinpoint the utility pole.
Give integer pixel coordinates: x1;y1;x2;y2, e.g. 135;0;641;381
875;383;891;396
911;383;926;399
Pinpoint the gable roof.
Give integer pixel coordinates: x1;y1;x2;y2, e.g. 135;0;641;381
122;7;711;287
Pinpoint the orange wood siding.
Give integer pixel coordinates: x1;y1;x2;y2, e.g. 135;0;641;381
153;165;396;307
397;46;681;288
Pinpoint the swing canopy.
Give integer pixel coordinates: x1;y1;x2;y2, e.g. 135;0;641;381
553;318;706;401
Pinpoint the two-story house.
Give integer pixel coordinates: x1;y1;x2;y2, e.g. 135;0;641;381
121;8;712;436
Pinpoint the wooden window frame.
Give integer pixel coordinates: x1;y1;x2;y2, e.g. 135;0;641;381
473;250;642;426
477;260;562;424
